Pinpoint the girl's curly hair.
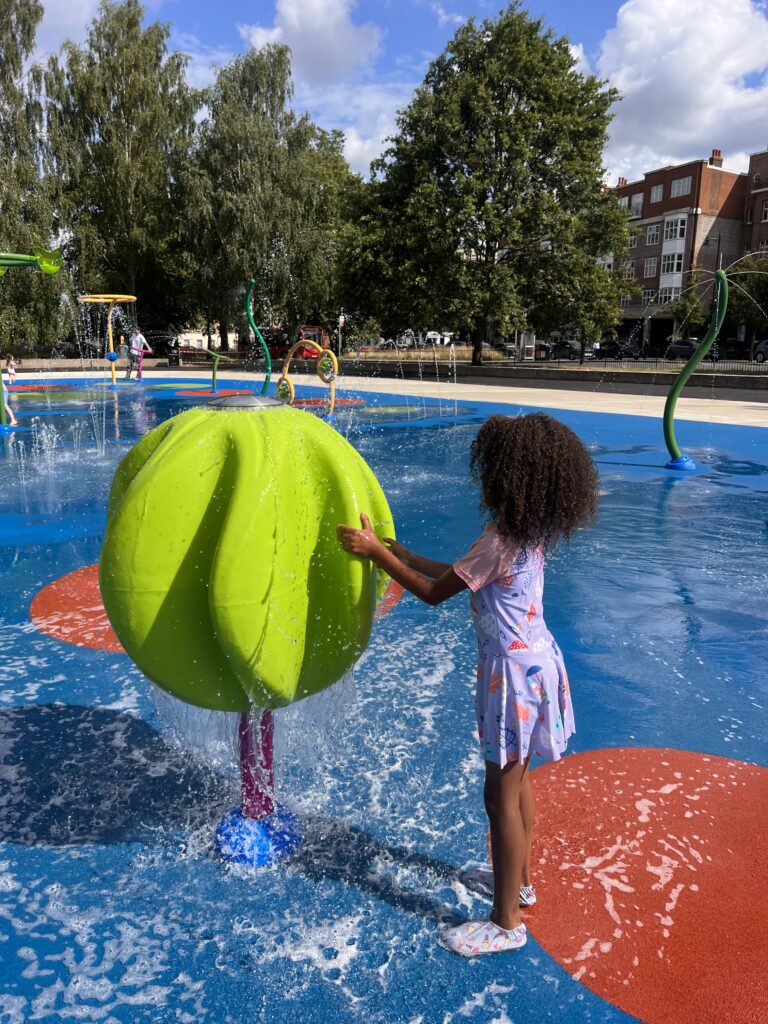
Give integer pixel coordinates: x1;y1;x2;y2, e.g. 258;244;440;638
470;413;598;551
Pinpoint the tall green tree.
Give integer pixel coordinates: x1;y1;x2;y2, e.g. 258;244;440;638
725;255;768;355
45;0;199;326
184;46;351;349
0;0;66;351
358;3;628;362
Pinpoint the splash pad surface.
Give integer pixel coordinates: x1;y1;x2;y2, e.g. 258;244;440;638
1;375;767;1023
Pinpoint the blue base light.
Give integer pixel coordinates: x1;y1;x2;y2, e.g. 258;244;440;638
666;454;696;472
213;806;303;867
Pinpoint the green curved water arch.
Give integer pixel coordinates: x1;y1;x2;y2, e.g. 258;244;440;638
663;268;729;471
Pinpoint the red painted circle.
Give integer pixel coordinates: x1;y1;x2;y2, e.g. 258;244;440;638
10;384;72;392
30;564;123;652
293;397;366;408
30;565;404;654
529;747;768;1023
175;388;253;398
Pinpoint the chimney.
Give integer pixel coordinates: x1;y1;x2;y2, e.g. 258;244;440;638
617;176;627;187
709;148;723;168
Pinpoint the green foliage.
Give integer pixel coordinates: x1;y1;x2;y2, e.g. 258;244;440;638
726;255;768;350
44;0;199;315
184;47;355;348
349;2;628;359
666;267;710;339
0;0;69;350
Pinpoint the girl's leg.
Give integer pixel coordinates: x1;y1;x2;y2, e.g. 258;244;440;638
519;771;536;888
484;756;530;931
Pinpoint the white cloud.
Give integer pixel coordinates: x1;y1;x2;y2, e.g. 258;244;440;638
238;0;382;85
172;33;235;90
35;0;99;60
597;0;768;183
293;77;416;174
568;42;591;78
430;3;464;27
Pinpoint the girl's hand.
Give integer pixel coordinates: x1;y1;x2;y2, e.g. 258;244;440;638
336;512;385;560
382;537;410;565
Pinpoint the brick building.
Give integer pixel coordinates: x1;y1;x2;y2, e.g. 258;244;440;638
743;149;768;254
610;149;747;352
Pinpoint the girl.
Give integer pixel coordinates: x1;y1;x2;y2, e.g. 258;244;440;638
337;412;598;956
2;373;16;428
5;353;17;385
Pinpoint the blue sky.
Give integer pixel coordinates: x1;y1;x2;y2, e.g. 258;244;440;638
38;0;768;181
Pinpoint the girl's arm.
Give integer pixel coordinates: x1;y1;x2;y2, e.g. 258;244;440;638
381;538;452;579
337;513;467;607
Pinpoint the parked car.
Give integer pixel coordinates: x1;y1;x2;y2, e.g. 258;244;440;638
593;338;641;359
755;339;768;363
664;338;719;362
550;339;594;361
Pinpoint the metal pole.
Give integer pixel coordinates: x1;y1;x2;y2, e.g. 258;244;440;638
107;301;117;388
239;710;275;819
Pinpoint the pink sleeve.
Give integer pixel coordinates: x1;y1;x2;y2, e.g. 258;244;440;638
453;528;512;592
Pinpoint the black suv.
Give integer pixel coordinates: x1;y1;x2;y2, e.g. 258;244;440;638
664;338;719;362
593;338;641;359
550;339;594;361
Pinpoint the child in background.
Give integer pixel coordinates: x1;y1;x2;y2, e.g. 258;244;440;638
2;377;17;426
5;353;17;385
337;412;598;956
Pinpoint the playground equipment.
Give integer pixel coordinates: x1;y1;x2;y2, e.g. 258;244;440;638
0;250;62;430
99;392;395;865
244;279;272;394
277;338;339;417
77;293;138;391
663;268;729;471
204;348;237;392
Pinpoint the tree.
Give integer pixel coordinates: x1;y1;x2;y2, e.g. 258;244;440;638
666;267;709;341
359;3;628;362
0;0;67;351
184;47;352;349
725;255;768;356
44;0;199;323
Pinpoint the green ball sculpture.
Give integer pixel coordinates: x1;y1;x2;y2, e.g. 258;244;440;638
99;395;395;712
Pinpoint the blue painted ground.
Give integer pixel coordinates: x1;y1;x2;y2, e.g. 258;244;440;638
0;375;766;1023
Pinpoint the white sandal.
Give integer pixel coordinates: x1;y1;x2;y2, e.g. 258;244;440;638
439;919;527;956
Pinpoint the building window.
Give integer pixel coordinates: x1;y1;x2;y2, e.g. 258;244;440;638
671;176;692;198
618;196;629;209
650;184;663;203
658;286;681;304
619;295;632;307
760;239;768;252
644;257;657;277
661;253;684;274
746;208;753;224
642;289;658;305
630;193;643;217
762;199;768;222
646;224;660;245
664;217;686;240
629;232;638;248
623;261;635;280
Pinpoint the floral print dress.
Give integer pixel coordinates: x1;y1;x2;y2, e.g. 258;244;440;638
454;524;574;768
